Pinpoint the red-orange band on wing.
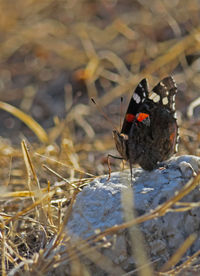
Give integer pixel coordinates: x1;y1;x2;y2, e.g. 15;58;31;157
170;131;175;142
137;113;149;122
125;113;135;122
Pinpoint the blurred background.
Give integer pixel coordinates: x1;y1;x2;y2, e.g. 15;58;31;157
0;0;200;178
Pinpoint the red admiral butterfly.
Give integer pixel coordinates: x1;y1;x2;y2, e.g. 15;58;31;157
112;76;179;175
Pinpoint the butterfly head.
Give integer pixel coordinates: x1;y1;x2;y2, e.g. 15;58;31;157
113;129;128;161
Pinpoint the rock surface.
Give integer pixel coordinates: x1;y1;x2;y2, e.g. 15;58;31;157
66;155;200;272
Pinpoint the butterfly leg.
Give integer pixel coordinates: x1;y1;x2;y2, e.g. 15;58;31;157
107;154;124;181
129;161;133;182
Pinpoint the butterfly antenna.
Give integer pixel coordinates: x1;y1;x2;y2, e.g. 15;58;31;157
120;97;124;129
91;98;116;129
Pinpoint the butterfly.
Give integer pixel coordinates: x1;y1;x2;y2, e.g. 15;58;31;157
112;76;179;177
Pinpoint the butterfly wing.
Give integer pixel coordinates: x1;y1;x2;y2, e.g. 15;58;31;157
150;76;179;154
150;76;177;112
121;79;149;134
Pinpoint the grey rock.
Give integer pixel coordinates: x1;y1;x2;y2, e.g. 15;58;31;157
66;155;200;272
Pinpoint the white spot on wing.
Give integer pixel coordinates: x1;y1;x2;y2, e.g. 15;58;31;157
175;142;179;152
149;92;160;102
173;112;177;119
138;83;146;97
133;93;141;103
162;97;169;105
171;76;177;88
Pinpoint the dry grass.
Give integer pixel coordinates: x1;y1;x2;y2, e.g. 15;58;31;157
0;0;200;275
